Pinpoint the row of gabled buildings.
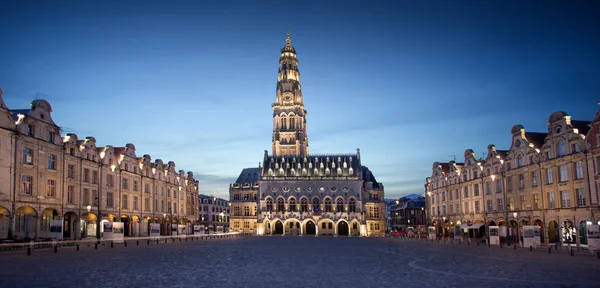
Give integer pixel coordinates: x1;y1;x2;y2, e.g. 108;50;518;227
426;110;599;246
0;89;199;240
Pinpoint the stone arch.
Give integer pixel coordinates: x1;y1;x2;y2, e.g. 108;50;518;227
548;220;559;244
336;219;349;236
273;219;284;235
276;197;285;212
287;196;297;212
335;197;344;212
348;197;357;213
41;208;59;239
317;218;335;236
302;219;317;235
63;211;79;240
299;197;308;213
15;206;37;240
349;219;361;236
284;218;301;235
311;196;320;213
265;197;274;212
532;218;544;243
323;197;332;212
0;206;11;240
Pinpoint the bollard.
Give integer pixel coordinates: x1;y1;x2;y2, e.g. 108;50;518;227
95;243;98;249
111;241;114;248
147;239;150;245
172;238;175;243
179;238;181;242
157;239;159;244
165;239;167;244
549;247;551;254
185;238;187;242
137;240;139;246
54;245;58;253
530;246;533;251
76;244;79;251
500;243;502;249
124;241;127;247
570;248;573;256
597;252;599;259
27;247;31;256
555;244;558;250
477;241;479;246
514;244;516;250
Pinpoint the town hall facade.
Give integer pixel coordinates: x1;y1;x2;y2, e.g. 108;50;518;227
229;33;386;237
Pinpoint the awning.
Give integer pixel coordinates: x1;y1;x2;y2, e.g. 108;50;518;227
467;223;484;229
459;223;484;229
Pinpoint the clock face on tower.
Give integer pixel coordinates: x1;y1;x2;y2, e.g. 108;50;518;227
283;94;292;102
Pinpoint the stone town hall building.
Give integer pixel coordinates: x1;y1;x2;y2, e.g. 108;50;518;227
229;33;386;237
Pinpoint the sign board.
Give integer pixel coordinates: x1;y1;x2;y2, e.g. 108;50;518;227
407;227;415;235
489;226;500;245
50;220;63;240
453;226;462;240
103;221;113;241
150;223;161;238
216;226;224;234
587;225;600;251
499;226;507;237
194;225;205;234
428;226;436;240
178;224;186;235
521;225;541;247
112;222;125;243
171;224;178;235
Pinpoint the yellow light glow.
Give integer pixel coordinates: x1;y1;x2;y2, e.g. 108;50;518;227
152;168;156;174
15;114;25;125
99;151;106;159
491;175;496;181
110;164;116;172
118;154;124;164
62;135;71;143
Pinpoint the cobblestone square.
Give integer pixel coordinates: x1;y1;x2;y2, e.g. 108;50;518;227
1;236;599;288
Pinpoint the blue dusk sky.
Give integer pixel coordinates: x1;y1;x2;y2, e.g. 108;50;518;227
1;0;598;199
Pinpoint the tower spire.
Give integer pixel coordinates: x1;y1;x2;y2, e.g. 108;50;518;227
272;30;308;157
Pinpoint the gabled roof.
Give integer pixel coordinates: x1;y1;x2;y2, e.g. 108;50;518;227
235;168;260;184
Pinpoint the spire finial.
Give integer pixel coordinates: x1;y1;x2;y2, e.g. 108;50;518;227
286;27;291;46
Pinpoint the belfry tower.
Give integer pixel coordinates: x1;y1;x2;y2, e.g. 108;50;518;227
272;31;309;157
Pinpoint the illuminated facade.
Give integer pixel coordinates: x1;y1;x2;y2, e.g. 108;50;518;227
426;111;599;246
198;194;229;233
0;89;199;240
229;33;386;237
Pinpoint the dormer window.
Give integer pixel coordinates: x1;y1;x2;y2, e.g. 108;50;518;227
48;131;55;143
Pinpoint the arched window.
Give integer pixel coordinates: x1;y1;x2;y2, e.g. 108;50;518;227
557;139;565;157
324;198;332;212
312;197;320;212
266;198;273;212
348;199;356;213
336;198;344;212
301;198;308;212
517;154;523;167
289;198;297;212
277;198;285;212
